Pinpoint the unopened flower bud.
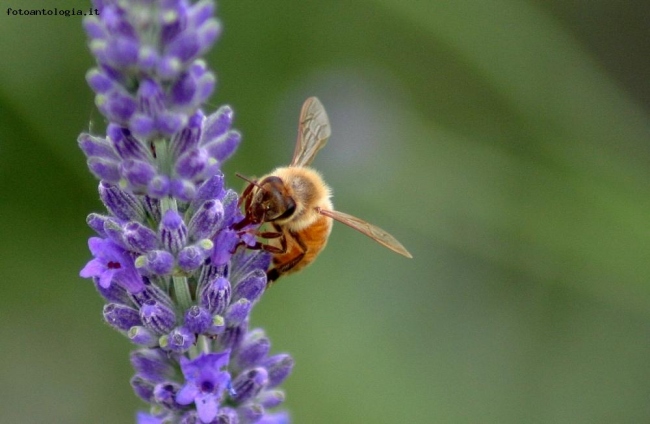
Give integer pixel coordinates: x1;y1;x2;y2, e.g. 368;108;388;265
123;221;158;253
189;173;224;214
215;407;238;424
176;148;209;180
130;375;155;402
177;240;212;272
170;111;202;160
204;130;241;163
233;270;266;304
217;323;246;351
205;314;225;336
238;403;264;423
128;326;159;347
231;367;268;403
161;326;196;353
136;250;175;276
257;390;285;409
199;276;231;315
153;382;184;411
170;178;196;202
103;303;141;332
159;209;187;253
121;159;156;190
140;300;176;335
99;181;145;222
184;305;212;334
188;199;224;240
86;213;110;237
225;298;251;326
130;348;174;383
234;329;271;370
263;354;295;388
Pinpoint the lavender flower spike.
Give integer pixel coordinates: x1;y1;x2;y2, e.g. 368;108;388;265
78;1;293;422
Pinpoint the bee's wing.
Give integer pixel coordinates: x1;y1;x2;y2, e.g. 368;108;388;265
317;208;413;258
290;97;331;167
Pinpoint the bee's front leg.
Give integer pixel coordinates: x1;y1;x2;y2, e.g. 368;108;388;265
266;230;307;285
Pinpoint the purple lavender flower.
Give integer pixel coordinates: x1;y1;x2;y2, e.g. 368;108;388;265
80;237;144;293
176;351;231;422
78;1;293;422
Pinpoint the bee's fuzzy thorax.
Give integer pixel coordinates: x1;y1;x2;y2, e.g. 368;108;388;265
264;166;333;231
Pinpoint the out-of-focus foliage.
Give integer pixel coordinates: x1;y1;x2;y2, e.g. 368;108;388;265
1;0;649;423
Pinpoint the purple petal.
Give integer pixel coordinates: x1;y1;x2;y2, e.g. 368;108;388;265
210;229;238;267
80;258;104;278
176;383;198;405
99;267;117;288
87;236;106;256
195;392;218;423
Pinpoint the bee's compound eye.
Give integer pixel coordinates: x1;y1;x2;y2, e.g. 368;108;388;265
276;197;296;220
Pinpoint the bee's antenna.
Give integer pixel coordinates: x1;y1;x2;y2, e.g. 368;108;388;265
235;172;267;192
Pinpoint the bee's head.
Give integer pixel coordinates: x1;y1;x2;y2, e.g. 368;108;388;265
250;176;296;223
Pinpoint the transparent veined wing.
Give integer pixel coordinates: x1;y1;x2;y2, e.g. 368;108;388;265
290;97;331;167
316;208;413;258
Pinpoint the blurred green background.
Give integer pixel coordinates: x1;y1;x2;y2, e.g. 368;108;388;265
1;0;650;422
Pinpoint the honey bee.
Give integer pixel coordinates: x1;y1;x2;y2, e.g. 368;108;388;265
234;97;412;283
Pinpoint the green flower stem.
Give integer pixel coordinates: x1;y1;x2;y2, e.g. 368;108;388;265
159;196;193;311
